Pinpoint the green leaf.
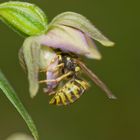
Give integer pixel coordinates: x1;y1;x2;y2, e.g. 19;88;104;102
0;70;39;140
0;1;48;36
50;12;114;46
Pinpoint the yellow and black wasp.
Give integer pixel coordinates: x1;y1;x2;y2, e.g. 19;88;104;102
49;78;89;105
39;51;116;106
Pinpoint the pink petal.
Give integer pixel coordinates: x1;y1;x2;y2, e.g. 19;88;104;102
39;25;101;59
46;57;59;90
84;34;101;59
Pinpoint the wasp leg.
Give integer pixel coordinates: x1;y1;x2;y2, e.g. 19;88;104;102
39;63;64;73
43;88;56;95
53;63;64;71
39;71;73;84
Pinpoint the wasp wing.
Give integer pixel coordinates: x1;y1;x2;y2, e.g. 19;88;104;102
76;60;117;99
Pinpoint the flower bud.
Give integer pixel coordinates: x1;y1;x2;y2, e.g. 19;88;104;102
0;1;47;36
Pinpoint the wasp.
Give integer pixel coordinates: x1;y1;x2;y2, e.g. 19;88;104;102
49;78;89;105
39;51;116;106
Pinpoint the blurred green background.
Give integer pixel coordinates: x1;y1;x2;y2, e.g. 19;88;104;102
0;0;140;140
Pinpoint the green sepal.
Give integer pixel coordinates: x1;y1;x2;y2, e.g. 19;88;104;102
22;37;41;98
0;1;48;36
50;12;114;46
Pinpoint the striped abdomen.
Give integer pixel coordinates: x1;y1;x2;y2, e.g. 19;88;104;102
49;79;89;106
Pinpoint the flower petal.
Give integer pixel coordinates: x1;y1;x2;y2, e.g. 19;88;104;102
49;12;114;47
22;37;40;98
46;57;59;90
39;46;59;90
20;39;58;97
39;46;58;70
84;34;102;59
39;25;101;59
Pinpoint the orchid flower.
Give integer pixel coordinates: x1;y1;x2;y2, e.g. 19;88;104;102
0;1;115;98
